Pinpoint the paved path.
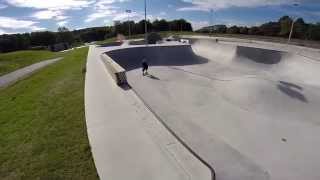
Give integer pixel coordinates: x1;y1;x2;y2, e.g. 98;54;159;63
85;45;212;180
0;57;62;88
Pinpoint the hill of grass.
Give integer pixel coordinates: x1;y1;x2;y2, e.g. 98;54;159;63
0;50;65;76
0;47;98;179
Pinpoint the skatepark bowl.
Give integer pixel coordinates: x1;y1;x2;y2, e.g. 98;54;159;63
104;39;320;180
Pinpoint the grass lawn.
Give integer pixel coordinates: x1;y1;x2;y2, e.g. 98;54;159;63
0;50;65;76
0;47;99;179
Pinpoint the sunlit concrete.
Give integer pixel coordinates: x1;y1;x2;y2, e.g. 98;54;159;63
85;45;212;180
105;38;320;180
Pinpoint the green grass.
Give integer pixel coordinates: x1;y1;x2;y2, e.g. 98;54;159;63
0;47;99;180
0;50;65;76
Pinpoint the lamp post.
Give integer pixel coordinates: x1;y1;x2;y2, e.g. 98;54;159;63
144;0;148;45
288;3;299;44
210;9;214;35
126;9;132;39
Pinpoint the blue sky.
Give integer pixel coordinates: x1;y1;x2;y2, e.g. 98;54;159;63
0;0;319;34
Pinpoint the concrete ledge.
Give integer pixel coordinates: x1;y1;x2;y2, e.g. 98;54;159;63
100;53;127;85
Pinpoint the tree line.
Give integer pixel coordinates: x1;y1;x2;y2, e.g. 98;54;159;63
197;16;320;41
0;19;192;53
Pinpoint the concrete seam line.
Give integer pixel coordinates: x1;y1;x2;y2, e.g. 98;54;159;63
130;87;216;180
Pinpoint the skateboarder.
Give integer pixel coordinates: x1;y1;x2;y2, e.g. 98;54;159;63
142;58;149;76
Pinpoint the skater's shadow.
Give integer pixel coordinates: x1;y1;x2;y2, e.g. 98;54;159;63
120;83;132;91
277;81;307;103
146;74;160;80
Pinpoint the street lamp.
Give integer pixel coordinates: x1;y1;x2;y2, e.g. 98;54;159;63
210;9;214;35
126;9;132;39
144;0;148;45
288;3;299;44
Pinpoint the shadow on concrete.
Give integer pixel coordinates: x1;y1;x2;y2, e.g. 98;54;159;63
106;45;209;72
277;81;307;103
120;83;132;91
279;81;303;90
236;46;283;64
146;74;160;80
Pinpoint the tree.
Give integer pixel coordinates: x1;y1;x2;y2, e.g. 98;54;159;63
293;18;308;39
169;19;192;31
227;26;240;34
279;16;293;37
153;19;169;31
56;27;75;45
248;26;262;35
307;23;320;40
30;31;56;46
259;22;280;36
239;27;249;34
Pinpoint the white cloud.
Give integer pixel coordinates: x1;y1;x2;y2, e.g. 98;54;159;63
0;16;37;29
113;11;144;21
32;10;68;20
85;0;132;23
0;4;8;9
178;0;303;12
0;16;46;34
0;29;21;35
30;26;47;31
57;20;68;26
0;28;7;34
85;8;117;22
6;0;94;10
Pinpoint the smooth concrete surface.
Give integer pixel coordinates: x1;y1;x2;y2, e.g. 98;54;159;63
185;35;320;61
0;57;62;88
85;45;212;180
106;39;320;180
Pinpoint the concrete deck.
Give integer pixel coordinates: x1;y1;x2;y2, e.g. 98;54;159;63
0;57;62;88
105;39;320;180
85;45;212;180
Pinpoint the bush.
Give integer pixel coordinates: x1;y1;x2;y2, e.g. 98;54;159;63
147;32;162;44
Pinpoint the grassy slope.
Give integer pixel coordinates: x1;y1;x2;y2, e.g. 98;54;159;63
0;47;98;180
0;50;64;76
